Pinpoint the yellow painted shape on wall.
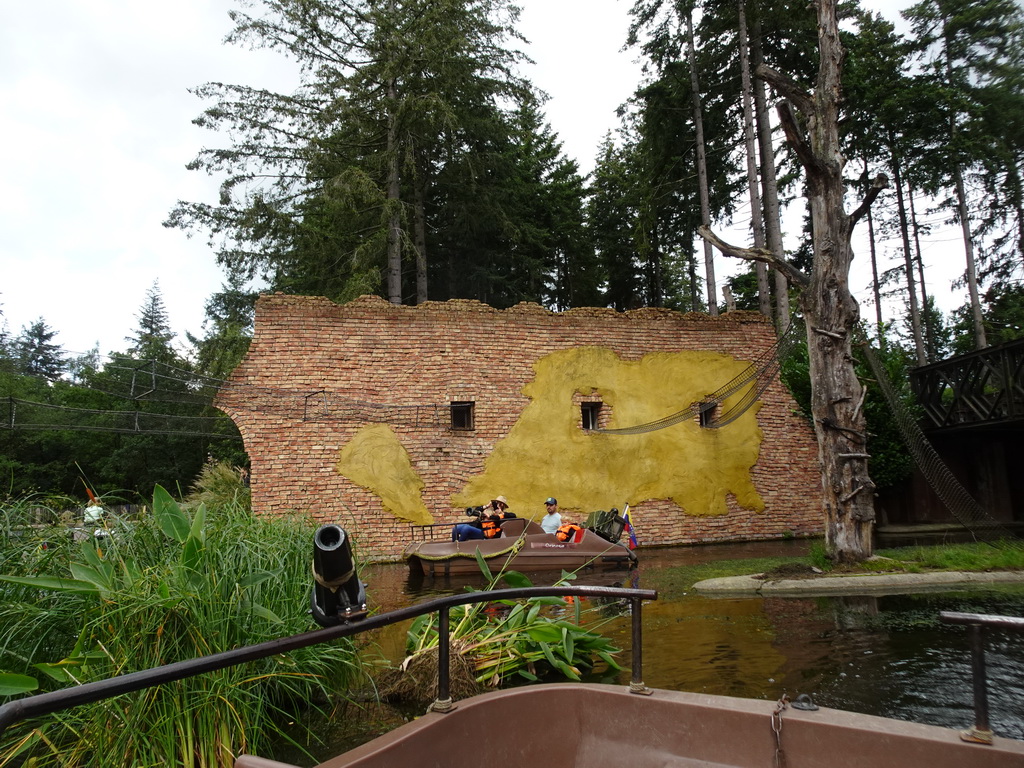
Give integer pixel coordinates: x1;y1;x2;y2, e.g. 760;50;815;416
455;346;765;520
336;423;434;525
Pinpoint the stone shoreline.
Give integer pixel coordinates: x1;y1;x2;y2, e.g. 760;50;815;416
693;570;1024;596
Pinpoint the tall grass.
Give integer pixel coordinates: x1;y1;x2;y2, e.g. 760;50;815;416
185;459;251;510
0;488;360;767
875;541;1024;572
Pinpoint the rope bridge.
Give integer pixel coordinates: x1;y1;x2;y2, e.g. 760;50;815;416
1;397;239;440
859;341;1021;548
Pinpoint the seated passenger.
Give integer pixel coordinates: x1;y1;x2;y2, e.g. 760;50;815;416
452;496;514;541
451;512;484;542
482;496;514;539
541;497;561;534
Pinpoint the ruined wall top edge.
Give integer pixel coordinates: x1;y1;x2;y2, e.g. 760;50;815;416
255;293;772;326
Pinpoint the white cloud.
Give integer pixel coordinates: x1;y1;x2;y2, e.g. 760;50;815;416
0;0;294;355
518;0;642;173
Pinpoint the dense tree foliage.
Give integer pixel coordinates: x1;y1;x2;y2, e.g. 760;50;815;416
13;319;67;383
618;0;1022;532
126;282;178;363
0;285;241;500
166;0;593;310
161;0;1022;340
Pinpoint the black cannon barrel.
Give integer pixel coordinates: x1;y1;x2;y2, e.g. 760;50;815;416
313;525;354;584
311;525;367;627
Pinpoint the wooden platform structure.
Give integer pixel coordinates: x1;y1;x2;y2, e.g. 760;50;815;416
911;337;1024;433
879;338;1024;531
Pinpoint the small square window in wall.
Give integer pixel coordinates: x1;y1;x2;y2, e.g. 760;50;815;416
698;401;717;428
581;402;602;431
450;401;475;431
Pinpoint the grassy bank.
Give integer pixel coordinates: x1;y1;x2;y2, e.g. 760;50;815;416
646;540;1024;591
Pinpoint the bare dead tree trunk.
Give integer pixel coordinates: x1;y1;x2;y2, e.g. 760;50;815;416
386;79;403;305
1007;162;1024;262
738;0;771;318
412;151;428;304
685;10;718;315
687;241;699;311
937;21;987;350
862;157;884;337
907;189;935;360
700;0;885;563
648;223;664;307
953;163;987;348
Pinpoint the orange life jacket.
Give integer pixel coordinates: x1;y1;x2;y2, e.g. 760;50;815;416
555;523;584;542
482;517;502;538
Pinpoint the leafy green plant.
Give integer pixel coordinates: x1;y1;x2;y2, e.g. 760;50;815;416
0;486;358;767
384;554;622;705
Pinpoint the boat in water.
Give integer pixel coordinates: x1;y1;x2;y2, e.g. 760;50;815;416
403;513;638;577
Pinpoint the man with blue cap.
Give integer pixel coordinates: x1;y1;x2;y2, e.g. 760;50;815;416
541;497;561;534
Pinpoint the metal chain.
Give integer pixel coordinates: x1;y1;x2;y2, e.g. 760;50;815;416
772;694;789;768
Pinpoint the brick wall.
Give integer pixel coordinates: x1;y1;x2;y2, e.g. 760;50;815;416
216;294;822;560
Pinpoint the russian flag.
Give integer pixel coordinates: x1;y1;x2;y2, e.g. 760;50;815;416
623;504;638;550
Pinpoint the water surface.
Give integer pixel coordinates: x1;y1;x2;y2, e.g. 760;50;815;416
358;539;1024;738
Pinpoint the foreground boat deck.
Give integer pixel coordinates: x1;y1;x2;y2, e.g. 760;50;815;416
236;683;1024;768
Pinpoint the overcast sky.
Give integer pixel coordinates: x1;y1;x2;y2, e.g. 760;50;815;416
1;0;953;358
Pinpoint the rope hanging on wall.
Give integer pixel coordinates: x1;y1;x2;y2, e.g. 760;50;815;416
591;323;799;435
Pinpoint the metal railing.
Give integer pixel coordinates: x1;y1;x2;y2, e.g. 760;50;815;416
409;521;455;542
1;595;1016;747
939;610;1024;744
911;338;1024;430
0;585;657;739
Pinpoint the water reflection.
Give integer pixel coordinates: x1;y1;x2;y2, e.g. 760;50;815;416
357;540;1024;740
796;591;1024;738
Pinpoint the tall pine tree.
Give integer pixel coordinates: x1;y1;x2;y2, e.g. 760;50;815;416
15;319;67;383
168;0;586;309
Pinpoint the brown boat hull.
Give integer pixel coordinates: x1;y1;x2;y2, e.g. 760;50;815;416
237;683;1024;768
403;519;637;576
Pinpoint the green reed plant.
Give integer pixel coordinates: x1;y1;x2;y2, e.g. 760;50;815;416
186;459;251;510
0;495;87;696
0;486;360;767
